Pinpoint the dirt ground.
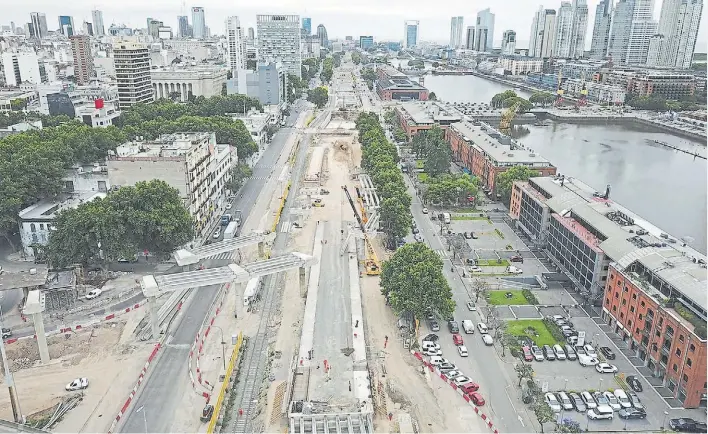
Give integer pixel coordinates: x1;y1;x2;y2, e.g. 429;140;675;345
0;310;154;433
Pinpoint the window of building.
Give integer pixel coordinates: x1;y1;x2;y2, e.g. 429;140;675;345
635;328;640;335
676;348;681;357
679;335;684;343
620;312;624;319
683;374;689;383
622;299;627;306
673;363;678;372
639;314;643;320
39;223;44;230
612;305;617;312
632;293;637;300
628;320;632;327
615;292;619;298
690;344;696;352
656;330;661;337
630;306;635;313
687;358;692;367
641;301;646;307
606;298;610;305
30;223;36;232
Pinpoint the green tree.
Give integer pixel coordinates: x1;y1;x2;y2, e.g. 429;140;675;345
491;90;518;108
351;51;362;65
168;91;182;101
393;127;407;143
428;92;437;101
515;362;534;386
321;57;334;82
472;278;490;302
361;68;377;90
432;61;440;68
411;125;450;177
379;197;410;248
380;243;455;320
531;399;556;433
529;92;555;107
383;110;396;125
332;53;342;68
501;331;519;357
307;86;329;108
225;163;253;193
495;166;540;204
10;98;27;111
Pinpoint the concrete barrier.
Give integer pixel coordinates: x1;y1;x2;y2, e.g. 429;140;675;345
206;332;243;434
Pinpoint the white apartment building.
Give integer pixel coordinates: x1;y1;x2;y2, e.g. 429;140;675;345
225;16;247;73
113;43;153;109
502;30;517;55
75;99;121;128
465;26;476;49
555;2;574;58
608;0;658;65
162;40;216;62
92;10;105;36
2;52;42;86
529;7;557;58
647;0;703;69
570;0;589;58
151;66;227;101
107;132;237;234
499;55;543;75
450;17;464;48
257;15;301;78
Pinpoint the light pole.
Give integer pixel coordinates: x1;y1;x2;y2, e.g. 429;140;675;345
599;378;603;393
135;405;147;434
212;326;227;371
661;411;669;430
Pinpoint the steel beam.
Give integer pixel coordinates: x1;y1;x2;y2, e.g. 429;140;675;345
173;231;275;266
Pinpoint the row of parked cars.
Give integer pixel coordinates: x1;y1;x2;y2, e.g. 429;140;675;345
544;388;646;421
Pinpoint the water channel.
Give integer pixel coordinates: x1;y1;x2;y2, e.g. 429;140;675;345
420;73;707;253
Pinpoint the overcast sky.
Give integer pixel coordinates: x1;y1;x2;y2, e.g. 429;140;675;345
5;0;708;51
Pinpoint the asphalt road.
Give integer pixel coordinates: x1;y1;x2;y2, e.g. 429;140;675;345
406;176;531;433
117;105;306;433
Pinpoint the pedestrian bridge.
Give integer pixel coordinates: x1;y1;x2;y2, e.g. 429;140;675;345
173;231;276;267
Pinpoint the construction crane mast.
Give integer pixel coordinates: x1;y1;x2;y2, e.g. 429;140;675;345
499;101;520;136
576;71;589;107
355;187;368;224
342;185;381;275
554;69;565;106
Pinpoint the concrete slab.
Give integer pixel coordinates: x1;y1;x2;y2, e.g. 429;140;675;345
512;305;542;319
494;306;516;319
538;306;566;318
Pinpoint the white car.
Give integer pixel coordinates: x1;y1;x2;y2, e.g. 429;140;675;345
458;345;469;357
213;229;221;239
453;375;473;386
584;344;598;357
481;334;494;345
85;288;102;300
613;389;632;409
66;377;89;391
423;347;443;356
466;302;476;311
587;409;613;420
545;393;562;412
578;354;599;366
506;266;523;274
595;363;618;374
225;203;233;210
429;356;444;365
477;323;489;334
603;391;622;411
443;370;463;380
422;207;429;214
468;266;483;273
581;391;597;409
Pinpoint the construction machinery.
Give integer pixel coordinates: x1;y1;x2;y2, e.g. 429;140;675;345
354;187;369;224
554;69;565;106
499;101;520;136
576;71;589;107
342;185;381;275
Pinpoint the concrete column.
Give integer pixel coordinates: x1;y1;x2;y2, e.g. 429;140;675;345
181;83;187;101
299;266;307;298
258;241;265;258
234;282;242;319
32;312;49;364
149;295;160;340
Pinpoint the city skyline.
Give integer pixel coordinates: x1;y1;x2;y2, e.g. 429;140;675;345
5;0;707;51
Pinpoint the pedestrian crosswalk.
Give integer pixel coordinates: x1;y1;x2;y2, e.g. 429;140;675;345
280;221;291;233
434;249;447;258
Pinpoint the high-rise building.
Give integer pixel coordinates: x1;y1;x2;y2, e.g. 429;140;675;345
225;16;247;74
465;26;476;49
178;15;189;38
450;16;464;48
83;22;94;36
570;0;589;58
360;36;374;49
502;30;517;54
302;17;311;35
555;2;574;58
607;0;657;64
59;16;75;37
191;7;206;39
30;12;48;39
647;0;703;69
248;27;255;40
404;20;419;48
590;0;614;59
92;10;105;36
114;43;153;109
476;9;495;50
317;24;329;48
148;20;163;39
256;15;301;78
529;7;557;58
70;35;94;85
475;27;490;51
2;52;43;86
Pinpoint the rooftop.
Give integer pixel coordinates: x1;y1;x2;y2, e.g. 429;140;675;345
150;66;227;78
521;175;707;311
450;121;555;166
397;101;462;126
377;77;428;92
19;191;106;221
110;132;215;159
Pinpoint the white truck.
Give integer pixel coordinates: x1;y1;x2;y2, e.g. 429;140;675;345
443;212;451;224
243;277;262;307
223;221;239;239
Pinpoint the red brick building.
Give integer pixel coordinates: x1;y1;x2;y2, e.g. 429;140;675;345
395;101;462;140
375;65;429;102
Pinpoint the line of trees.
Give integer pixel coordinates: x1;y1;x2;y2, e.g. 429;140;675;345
626;94;704;112
423;173;478;207
351;51;362;65
301;58;321;82
495;166;541;204
287;73;307;104
491;90;533;112
410;125;451;177
321;57;334;83
307;86;329;108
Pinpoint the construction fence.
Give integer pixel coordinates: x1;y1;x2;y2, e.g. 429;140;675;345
206;332;244;434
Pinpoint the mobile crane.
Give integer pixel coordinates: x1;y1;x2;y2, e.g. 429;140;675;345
499;101;520;136
342;185;381;275
355;187;369;224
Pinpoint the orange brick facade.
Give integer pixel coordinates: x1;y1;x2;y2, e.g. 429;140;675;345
603;264;707;408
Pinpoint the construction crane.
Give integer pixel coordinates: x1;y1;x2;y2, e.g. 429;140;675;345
342;185;381;275
554;69;565;106
576;71;589;107
499;101;520;136
355;187;368;224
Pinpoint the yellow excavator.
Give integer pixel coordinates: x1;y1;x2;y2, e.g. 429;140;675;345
343;185;381;275
499;101;520;136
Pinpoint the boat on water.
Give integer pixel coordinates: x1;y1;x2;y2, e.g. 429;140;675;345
534;120;551;126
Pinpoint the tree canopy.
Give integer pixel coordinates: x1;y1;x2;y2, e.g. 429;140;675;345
410;125;451;177
361;68;377;90
351;51;362;65
47;180;194;267
225;163;253;193
423;173;478;206
287;73;307;104
380;242;455;320
495;166;541;203
321;57;334;82
529;91;555;107
301;58;321;81
307;86;329;108
491;90;533;112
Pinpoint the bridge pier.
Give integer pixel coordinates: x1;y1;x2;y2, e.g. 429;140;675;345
299;267;307;297
149;295;160;340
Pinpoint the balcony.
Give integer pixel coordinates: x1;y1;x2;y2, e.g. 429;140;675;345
661;345;670;356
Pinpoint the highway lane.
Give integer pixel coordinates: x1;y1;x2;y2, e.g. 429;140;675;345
406;176;531;433
117;105;306;433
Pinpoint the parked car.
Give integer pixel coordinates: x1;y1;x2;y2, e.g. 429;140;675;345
626;375;643;392
557;392;573;411
461;382;480;394
506;266;523;274
422;333;439;343
477;323;489;334
412;227;420;234
542;345;556;361
452;334;464;346
567;335;579;346
66;377;89;391
580;391;597;409
569;392;586;412
213;229;221;239
578;353;599;366
443;370;462;380
510;255;524;263
448;321;460;333
603;391;622;411
628;391;643;409
461;320;475;334
414;234;424;242
422;341;440;351
561;326;576;337
422;347;442;356
545;393;562;412
613;389;632;409
466;301;476;311
422;207;429;214
481;334;494;346
587;409;614;420
2;328;12;339
669;418;708;432
468;391;486;406
553;344;566;360
429;320;440;332
532;345;544;361
564;344;577;360
522;346;533;362
200;404;214;423
438;362;457;372
453;375;473;386
595;363;619;374
593;392;614;414
85;288;102;300
584;344;598;357
429;356;446;365
619;408;647;420
458;345;469;357
600;346;616;360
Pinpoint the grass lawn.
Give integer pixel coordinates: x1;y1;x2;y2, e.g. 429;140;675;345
415;159;425;169
417;173;429;182
477;258;510;267
453;207;479;213
506;320;559;347
451;215;490;221
487;290;528;305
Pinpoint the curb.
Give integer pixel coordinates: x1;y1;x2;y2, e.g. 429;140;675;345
107;343;161;434
411;350;500;433
6;301;148;344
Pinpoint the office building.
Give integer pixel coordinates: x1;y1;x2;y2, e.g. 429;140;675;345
59;15;75;37
70;35;94;85
302;17;311;35
177;16;189;38
257;15;301;79
30;12;48;39
450;16;464;49
75;98;121;128
465;26;476;49
476;9;495;50
114;43;153;109
404;20;419;48
2;52;43;86
192;7;206;39
395;101;462;139
151;66;227;101
359;36;374;49
647;0;704;69
252;62;287;105
92;10;105;36
375;65;429;101
475;27;490;51
501;30;517;55
317;24;329;48
499;55;543;74
248;27;255;40
83;22;94;36
590;0;613;59
607;0;657;65
226;16;247;74
529;7;557;58
570;0;589;58
148;19;163;39
556;2;574;58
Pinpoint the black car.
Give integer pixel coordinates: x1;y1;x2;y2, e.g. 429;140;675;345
448;321;459;333
412;227;420;234
626;375;643;392
200;404;214;422
464;232;472;239
670;418;708;432
600;346;616;360
422;333;439;342
619;408;647;420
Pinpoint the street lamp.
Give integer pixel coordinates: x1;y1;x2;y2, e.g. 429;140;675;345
212;326;227;371
599;378;603;393
662;411;669;430
135;405;148;434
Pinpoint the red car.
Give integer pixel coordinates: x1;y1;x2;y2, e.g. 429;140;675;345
460;382;480;393
522;346;533;362
452;334;464;346
510;255;524;263
469;391;486;406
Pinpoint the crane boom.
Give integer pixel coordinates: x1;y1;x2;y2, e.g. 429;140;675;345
342;185;381;275
499;101;520;135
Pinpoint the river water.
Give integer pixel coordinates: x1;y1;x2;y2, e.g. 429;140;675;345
423;74;707;253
